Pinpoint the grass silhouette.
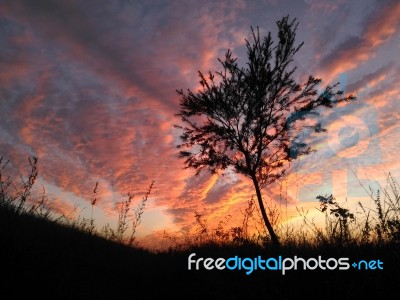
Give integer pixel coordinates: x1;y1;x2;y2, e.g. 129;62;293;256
0;156;399;298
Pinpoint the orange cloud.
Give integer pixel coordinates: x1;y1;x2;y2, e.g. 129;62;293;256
318;1;400;80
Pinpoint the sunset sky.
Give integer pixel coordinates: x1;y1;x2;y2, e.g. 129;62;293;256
1;0;399;248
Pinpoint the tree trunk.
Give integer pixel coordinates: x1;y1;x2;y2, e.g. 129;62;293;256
251;175;280;247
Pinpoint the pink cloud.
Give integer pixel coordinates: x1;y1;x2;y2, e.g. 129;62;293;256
318;1;400;80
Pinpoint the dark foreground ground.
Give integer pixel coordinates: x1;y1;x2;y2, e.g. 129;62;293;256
1;205;399;299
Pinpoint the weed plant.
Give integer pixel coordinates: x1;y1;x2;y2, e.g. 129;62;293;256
0;156;153;247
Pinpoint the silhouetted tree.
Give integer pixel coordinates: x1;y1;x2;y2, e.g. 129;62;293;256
175;16;356;246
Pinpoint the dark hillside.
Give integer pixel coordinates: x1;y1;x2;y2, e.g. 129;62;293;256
1;204;399;299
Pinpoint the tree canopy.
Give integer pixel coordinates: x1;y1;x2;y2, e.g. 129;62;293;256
175;16;356;246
